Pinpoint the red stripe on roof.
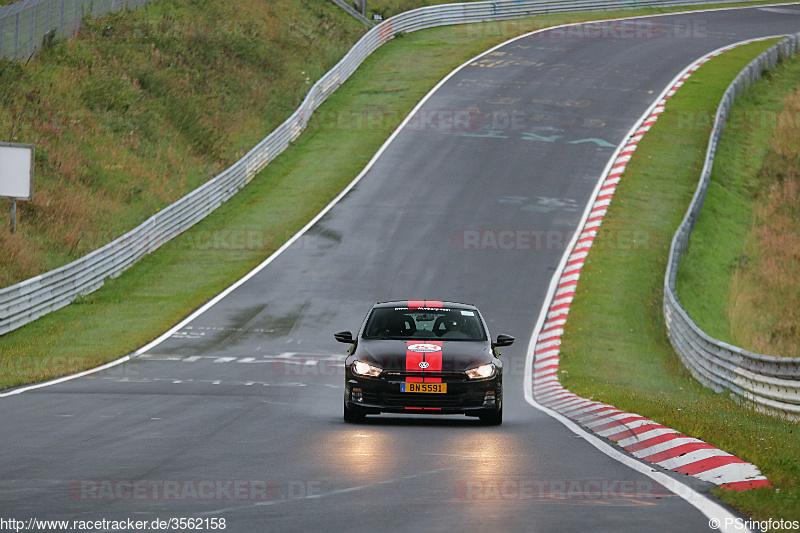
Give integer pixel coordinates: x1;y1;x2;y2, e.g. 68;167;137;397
408;300;443;309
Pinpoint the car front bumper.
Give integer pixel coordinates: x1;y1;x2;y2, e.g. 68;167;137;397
345;372;502;416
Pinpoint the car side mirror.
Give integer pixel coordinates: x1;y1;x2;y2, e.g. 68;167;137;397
493;334;515;348
334;331;355;344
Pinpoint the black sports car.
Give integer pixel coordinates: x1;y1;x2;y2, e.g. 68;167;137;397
335;300;514;425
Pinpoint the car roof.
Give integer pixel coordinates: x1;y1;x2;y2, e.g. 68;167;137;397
372;300;478;311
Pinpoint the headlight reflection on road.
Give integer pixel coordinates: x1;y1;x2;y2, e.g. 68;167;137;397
314;424;523;490
444;431;523;479
443;431;531;516
316;430;396;480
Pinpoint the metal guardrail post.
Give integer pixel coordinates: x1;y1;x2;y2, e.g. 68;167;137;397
29;1;35;58
14;11;19;60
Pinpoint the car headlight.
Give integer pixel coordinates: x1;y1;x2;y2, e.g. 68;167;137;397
465;363;495;379
353;361;382;377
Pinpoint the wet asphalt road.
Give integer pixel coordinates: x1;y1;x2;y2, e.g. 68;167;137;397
2;5;800;532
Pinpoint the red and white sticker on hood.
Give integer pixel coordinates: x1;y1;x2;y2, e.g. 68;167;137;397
406;340;443;374
406;343;442;353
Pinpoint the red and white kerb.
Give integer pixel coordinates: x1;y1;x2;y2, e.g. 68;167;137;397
531;43;771;491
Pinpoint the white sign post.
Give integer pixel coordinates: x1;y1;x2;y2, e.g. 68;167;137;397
0;142;35;233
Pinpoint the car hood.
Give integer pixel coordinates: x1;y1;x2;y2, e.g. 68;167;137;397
356;339;493;373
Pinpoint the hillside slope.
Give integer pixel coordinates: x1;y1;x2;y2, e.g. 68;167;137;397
0;0;365;287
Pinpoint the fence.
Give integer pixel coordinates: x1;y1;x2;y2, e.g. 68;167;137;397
329;0;373;27
664;34;800;419
0;0;766;336
0;0;152;61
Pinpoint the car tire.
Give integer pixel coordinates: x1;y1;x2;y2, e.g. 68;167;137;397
343;400;366;423
479;406;502;426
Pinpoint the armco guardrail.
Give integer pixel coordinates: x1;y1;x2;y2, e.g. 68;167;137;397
665;34;800;419
0;0;754;335
0;0;152;61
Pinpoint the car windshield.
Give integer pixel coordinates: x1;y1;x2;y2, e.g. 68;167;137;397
363;306;486;341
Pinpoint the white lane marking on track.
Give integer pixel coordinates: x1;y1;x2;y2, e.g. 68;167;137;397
170;330;205;339
87;376;314;387
759;6;800;14
0;356;133;398
139;353;345;364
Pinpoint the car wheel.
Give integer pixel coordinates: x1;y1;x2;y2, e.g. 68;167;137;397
479;406;502;426
343;400;366;423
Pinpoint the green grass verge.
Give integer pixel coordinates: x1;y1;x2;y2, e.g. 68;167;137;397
0;0;365;287
676;55;800;356
559;40;800;520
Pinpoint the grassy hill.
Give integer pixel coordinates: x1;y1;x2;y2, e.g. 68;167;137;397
0;0;365;287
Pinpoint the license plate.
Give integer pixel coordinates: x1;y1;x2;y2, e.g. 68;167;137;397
401;382;447;393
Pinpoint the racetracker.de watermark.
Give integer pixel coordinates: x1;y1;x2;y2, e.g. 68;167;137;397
305;108;493;132
454;478;671;501
452;19;707;39
450;229;652;251
1;517;227;532
81;18;280;41
676;109;800;131
67;479;321;501
74;229;267;253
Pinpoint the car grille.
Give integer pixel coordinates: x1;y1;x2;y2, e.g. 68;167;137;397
381;393;484;408
383;372;467;382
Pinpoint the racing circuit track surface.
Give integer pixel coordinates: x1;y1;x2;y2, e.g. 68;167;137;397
2;6;800;532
